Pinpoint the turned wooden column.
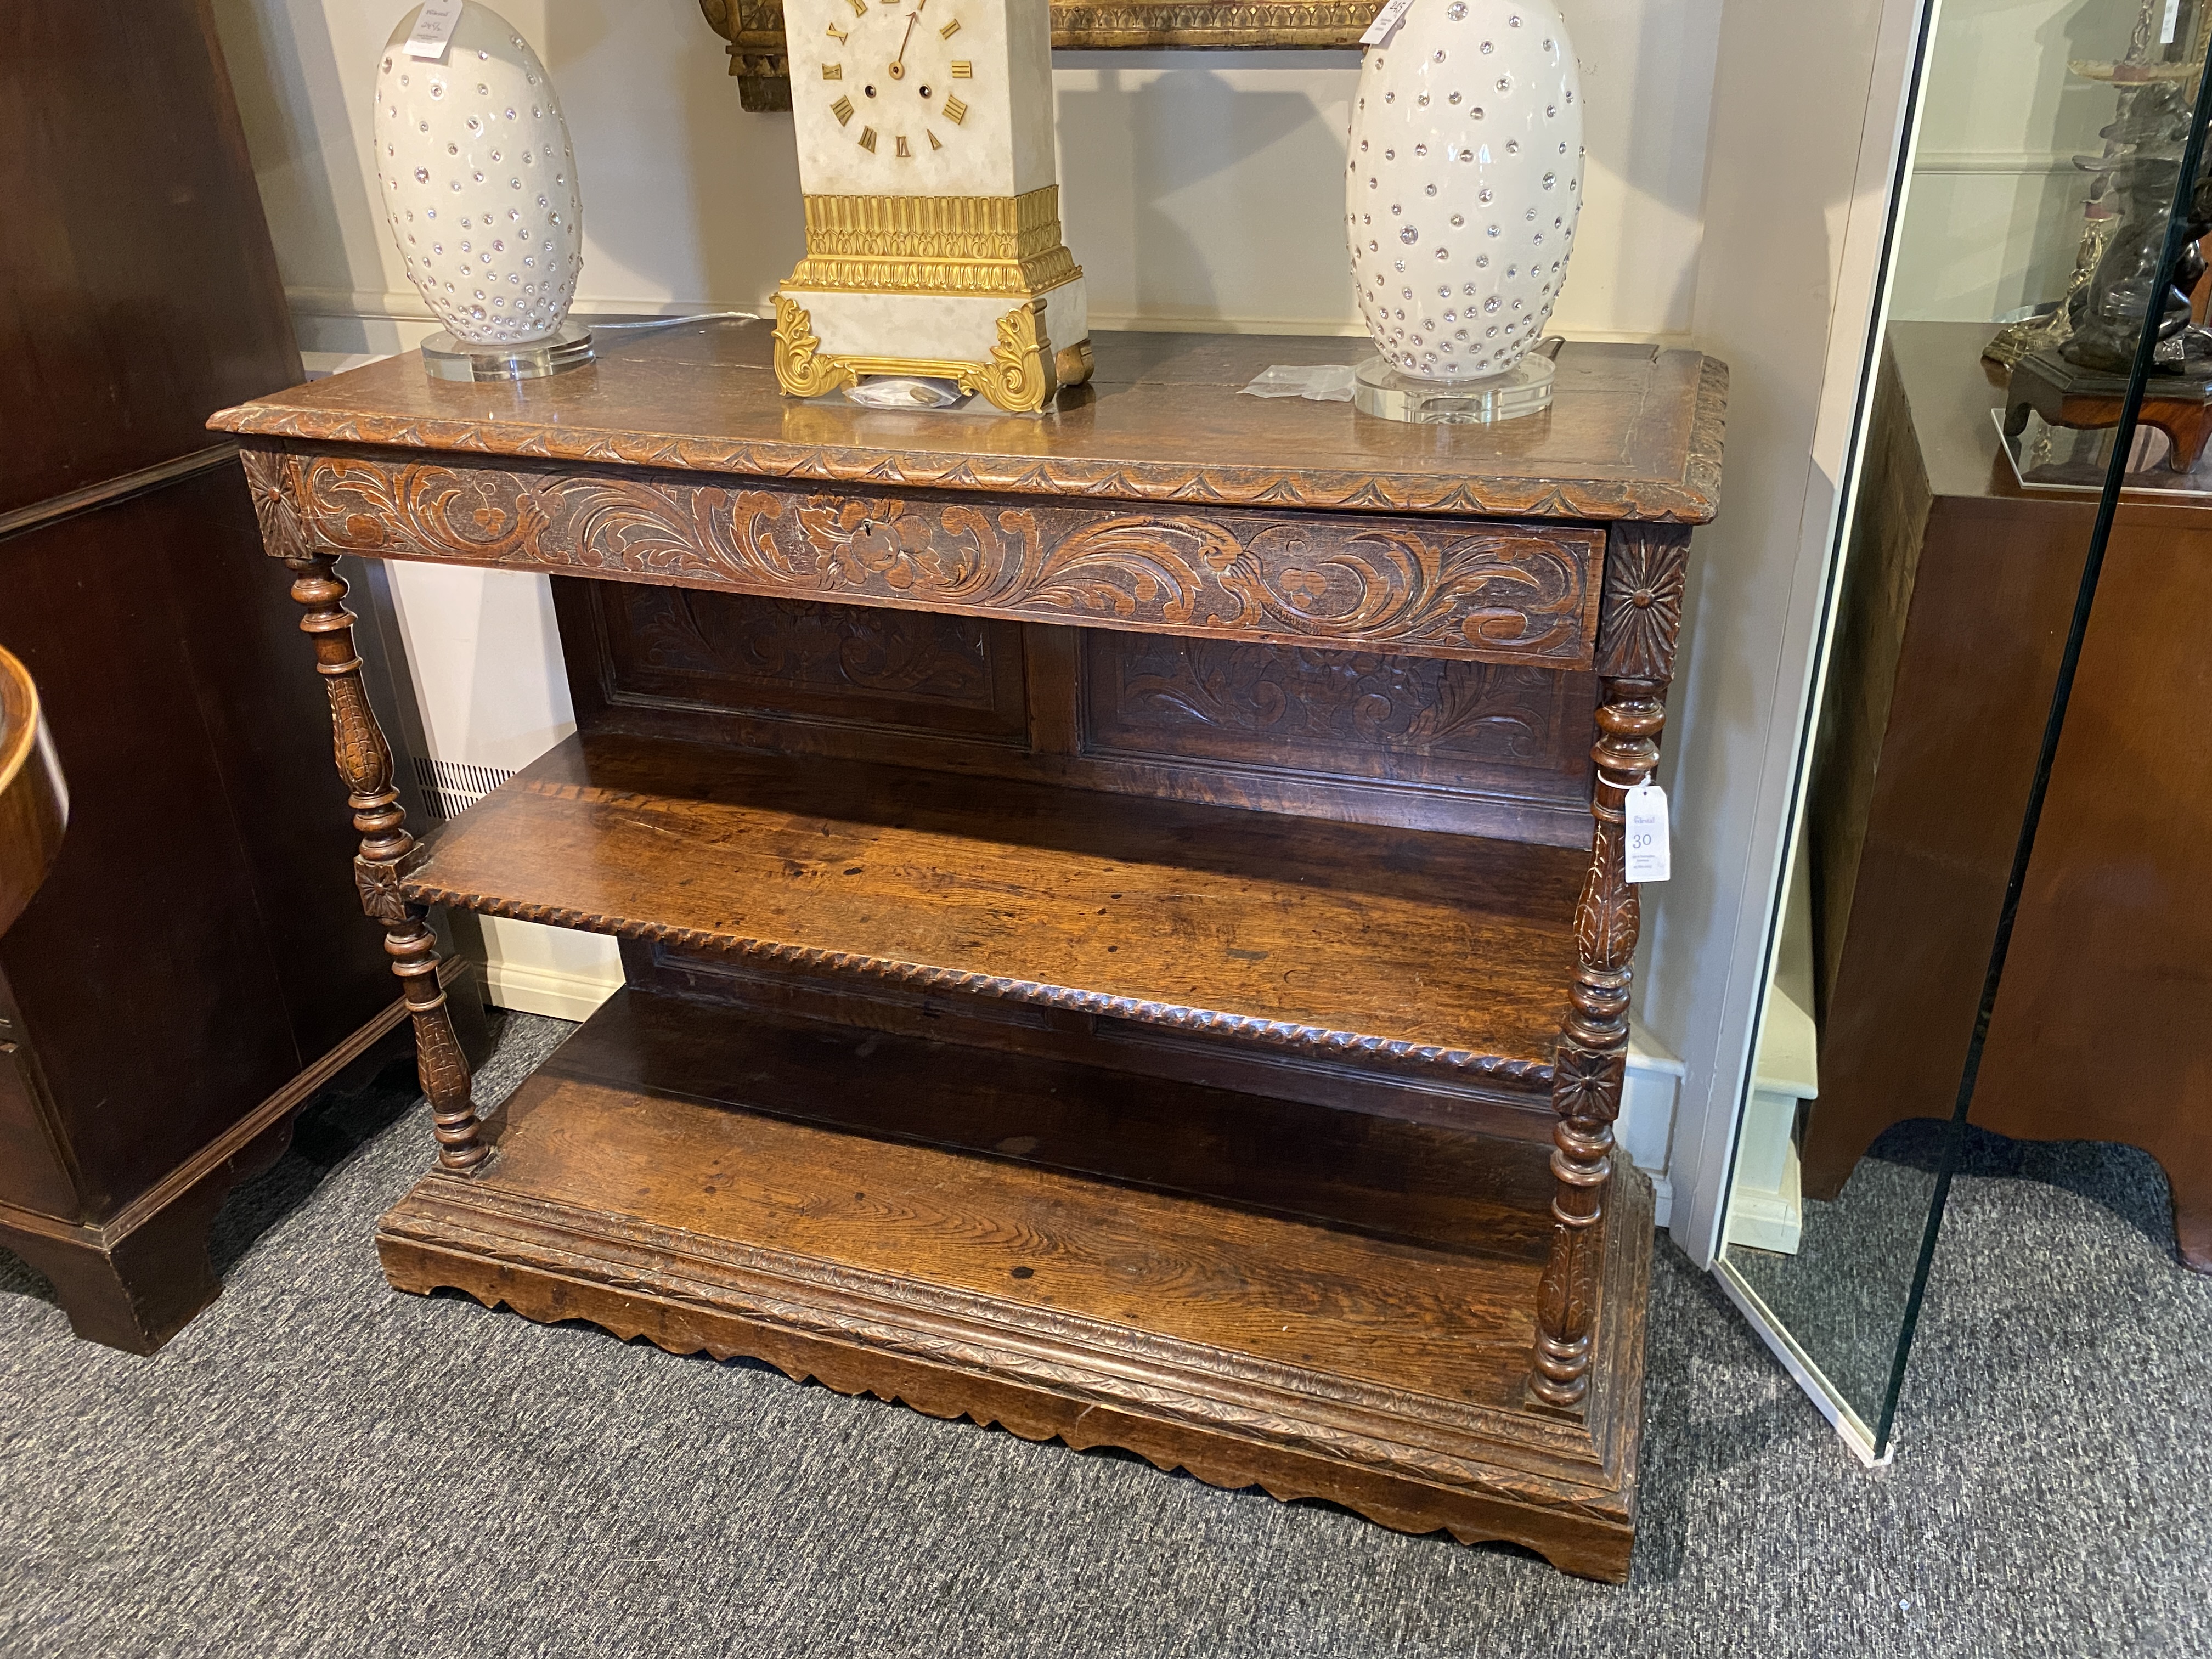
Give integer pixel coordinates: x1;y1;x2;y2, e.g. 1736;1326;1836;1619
1531;523;1688;1409
274;538;487;1171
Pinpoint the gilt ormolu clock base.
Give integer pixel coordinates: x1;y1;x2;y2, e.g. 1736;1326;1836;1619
376;984;1652;1582
772;289;1093;413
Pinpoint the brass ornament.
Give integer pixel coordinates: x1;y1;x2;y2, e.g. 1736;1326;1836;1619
771;293;1091;414
788;187;1082;297
771;293;847;398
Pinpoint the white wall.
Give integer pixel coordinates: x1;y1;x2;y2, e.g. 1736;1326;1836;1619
1889;0;2130;320
211;0;1723;349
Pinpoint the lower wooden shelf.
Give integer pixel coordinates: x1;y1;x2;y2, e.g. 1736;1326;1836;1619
377;988;1652;1581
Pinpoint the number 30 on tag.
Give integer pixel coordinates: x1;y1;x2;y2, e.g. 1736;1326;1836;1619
1623;782;1670;883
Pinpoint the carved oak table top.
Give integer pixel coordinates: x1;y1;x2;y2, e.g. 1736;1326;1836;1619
212;321;1726;1583
212;322;1722;521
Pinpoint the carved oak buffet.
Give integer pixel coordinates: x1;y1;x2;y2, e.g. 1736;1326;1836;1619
210;322;1724;1582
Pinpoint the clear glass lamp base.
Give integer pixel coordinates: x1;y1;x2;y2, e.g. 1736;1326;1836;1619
1353;353;1555;424
421;320;595;382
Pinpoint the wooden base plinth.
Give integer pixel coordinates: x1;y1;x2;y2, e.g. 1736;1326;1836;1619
2004;347;2212;475
376;988;1652;1580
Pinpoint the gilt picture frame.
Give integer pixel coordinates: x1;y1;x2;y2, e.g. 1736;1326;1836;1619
698;0;1382;111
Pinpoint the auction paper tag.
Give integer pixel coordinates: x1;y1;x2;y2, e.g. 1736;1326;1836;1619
1623;783;1671;883
1361;0;1419;47
405;0;465;60
2164;0;2183;42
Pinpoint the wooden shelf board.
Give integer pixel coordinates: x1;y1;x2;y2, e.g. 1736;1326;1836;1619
538;986;1560;1265
376;989;1651;1578
400;730;1587;1082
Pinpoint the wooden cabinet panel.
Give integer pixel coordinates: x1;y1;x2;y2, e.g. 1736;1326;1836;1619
0;0;296;512
1080;630;1595;803
0;1037;75;1220
594;583;1029;742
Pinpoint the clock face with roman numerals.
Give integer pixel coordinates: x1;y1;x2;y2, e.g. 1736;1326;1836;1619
817;0;974;163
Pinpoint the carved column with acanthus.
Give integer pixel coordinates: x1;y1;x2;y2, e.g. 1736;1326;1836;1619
1530;522;1688;1409
244;446;489;1172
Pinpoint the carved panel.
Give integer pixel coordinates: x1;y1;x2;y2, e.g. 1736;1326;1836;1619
597;587;1029;742
245;445;1606;668
1083;631;1595;803
1594;522;1690;682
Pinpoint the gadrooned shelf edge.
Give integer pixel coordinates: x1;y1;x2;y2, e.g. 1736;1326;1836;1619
398;879;1561;1088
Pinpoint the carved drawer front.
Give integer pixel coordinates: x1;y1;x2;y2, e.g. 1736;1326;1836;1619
244;445;1607;668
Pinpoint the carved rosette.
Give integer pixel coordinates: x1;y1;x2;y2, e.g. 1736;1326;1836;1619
354;857;412;925
241;447;309;563
1594;522;1690;682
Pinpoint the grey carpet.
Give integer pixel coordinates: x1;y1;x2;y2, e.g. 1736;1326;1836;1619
1726;1117;2189;1430
3;1012;2208;1658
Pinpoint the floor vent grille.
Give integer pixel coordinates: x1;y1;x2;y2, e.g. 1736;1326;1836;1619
413;757;517;823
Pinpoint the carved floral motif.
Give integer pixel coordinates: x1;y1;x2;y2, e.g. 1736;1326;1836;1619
1594;522;1690;682
1549;1046;1624;1125
247;447;1606;667
354;857;412;925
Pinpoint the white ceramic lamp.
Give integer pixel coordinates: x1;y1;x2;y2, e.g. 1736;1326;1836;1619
1345;0;1583;421
374;4;591;380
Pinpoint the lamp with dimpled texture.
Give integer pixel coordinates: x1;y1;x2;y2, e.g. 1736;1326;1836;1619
1345;0;1582;422
374;3;591;380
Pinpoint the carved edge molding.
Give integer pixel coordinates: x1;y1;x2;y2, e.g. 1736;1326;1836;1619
381;1170;1634;1524
213;409;1724;524
1686;356;1729;520
393;883;1558;1087
241;445;1611;669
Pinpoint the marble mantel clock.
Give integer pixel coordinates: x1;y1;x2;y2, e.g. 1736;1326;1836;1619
771;0;1092;412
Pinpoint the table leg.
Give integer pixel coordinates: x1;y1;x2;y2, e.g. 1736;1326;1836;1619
282;554;486;1171
1531;676;1661;1408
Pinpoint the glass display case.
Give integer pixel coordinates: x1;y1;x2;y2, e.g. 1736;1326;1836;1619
1715;0;2212;1458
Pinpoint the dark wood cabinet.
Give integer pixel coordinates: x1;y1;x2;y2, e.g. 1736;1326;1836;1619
0;0;450;1351
1805;320;2212;1269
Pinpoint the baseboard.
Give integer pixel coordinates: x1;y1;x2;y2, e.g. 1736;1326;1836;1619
481;956;623;1023
1645;1171;1674;1231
